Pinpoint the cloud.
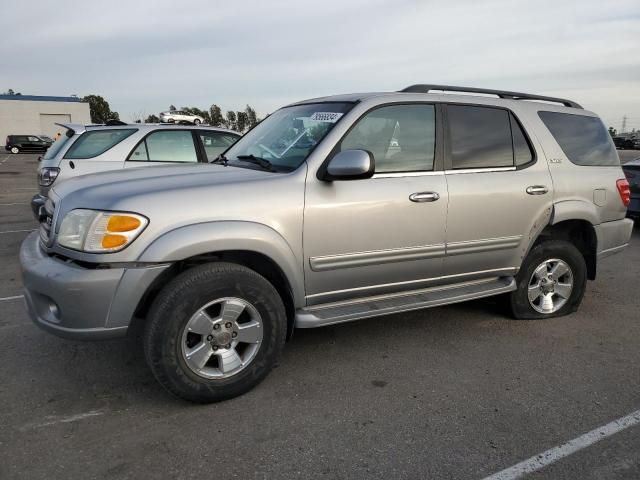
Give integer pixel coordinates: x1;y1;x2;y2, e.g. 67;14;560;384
0;0;638;128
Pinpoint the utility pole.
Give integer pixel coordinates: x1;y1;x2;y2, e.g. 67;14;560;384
621;116;627;134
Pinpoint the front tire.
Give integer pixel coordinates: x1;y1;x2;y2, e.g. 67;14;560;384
10;146;19;154
509;239;587;320
193;118;201;125
144;262;287;403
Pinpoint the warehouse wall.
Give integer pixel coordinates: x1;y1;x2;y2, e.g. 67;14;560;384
0;99;91;144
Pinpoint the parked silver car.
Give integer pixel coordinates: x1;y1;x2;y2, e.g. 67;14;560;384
159;110;205;125
20;85;634;403
32;123;240;217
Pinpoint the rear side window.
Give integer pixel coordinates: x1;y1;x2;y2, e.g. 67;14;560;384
43;134;72;160
64;129;137;159
128;130;198;163
447;105;534;169
539;111;618;166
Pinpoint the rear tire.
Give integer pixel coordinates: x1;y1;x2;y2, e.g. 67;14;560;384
509;239;587;320
144;262;286;403
193;118;201;125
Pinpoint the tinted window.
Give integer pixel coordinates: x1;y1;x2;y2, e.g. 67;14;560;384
65;129;136;159
130;130;198;163
539;111;618;166
198;132;239;161
43;134;72;160
340;104;435;173
510;113;534;166
448;105;513;169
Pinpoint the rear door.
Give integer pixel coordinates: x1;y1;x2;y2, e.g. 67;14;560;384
442;104;553;279
125;129;200;167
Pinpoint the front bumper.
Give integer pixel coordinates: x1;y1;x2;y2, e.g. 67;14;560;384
20;232;170;340
30;193;46;220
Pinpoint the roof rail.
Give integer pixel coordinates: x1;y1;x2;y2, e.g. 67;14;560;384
399;84;582;109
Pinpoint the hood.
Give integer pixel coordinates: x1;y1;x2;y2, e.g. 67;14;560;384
51;163;272;201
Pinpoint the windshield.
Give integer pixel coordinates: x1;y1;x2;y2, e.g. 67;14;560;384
223;102;354;171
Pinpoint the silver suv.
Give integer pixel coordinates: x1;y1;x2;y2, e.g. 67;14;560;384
32;123;240;217
20;85;634;403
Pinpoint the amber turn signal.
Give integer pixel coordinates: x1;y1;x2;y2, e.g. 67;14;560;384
101;234;127;249
107;215;141;232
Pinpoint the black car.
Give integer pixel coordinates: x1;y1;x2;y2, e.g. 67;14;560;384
622;158;640;219
5;135;51;154
613;136;635;150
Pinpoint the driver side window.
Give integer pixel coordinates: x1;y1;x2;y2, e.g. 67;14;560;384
339;104;435;173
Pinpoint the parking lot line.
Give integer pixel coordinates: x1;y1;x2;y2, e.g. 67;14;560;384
0;202;29;206
482;409;640;480
0;295;24;302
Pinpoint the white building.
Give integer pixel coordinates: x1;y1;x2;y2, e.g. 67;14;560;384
0;94;91;142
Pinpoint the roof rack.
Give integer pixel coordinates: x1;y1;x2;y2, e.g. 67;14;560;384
399;84;582;109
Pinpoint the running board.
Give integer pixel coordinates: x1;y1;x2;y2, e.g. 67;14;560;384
295;276;516;328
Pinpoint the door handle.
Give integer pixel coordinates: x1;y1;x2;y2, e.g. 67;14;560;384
526;185;548;195
409;192;440;202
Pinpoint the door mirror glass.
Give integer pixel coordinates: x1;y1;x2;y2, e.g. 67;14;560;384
325;149;374;180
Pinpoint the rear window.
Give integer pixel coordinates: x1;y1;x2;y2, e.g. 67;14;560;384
538;112;618;166
64;129;137;159
43;135;72;160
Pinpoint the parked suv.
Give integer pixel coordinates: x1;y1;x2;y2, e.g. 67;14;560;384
159;110;205;125
32;123;240;217
20;85;633;403
5;135;50;154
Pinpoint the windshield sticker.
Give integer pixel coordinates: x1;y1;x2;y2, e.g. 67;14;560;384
309;112;343;123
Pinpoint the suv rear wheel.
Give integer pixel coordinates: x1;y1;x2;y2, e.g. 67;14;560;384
509;239;587;320
144;262;286;403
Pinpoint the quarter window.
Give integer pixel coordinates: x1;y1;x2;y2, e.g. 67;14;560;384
340;104;435;173
538;111;618;166
198;132;239;161
129;130;198;163
64;129;137;159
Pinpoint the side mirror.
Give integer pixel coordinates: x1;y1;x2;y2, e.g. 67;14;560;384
324;149;374;181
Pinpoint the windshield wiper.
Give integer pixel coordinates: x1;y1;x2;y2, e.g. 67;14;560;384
211;154;228;166
236;154;274;171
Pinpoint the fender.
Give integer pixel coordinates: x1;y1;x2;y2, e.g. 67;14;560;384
138;221;305;306
550;199;600;226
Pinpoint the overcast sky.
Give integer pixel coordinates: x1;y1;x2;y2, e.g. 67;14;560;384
1;0;638;130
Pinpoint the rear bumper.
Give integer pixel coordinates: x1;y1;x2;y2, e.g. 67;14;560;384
595;218;634;261
20;232;170;340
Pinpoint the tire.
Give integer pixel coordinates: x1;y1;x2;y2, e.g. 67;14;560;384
10;146;19;154
144;262;287;403
193;118;201;125
508;239;587;320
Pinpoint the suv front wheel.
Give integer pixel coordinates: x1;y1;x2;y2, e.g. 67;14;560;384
144;262;287;402
509;239;587;320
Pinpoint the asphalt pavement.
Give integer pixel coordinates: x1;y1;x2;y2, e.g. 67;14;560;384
0;151;638;480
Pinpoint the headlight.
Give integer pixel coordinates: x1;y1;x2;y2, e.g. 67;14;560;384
57;209;148;253
38;167;60;186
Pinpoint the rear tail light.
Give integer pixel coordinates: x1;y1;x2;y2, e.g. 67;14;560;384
616;179;630;207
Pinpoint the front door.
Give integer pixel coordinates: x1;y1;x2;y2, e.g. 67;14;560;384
442;104;553;278
303;103;448;305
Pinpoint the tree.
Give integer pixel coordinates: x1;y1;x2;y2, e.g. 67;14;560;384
209;104;224;127
245;105;258;128
83;94;119;123
2;88;21;95
145;114;160;123
236;111;248;132
225;111;237;130
169;104;177;111
608;127;617;137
